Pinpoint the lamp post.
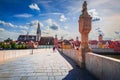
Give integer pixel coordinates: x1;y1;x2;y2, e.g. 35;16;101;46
48;42;49;48
46;43;47;49
61;37;63;52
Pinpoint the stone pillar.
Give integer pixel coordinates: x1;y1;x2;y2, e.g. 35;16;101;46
78;1;92;68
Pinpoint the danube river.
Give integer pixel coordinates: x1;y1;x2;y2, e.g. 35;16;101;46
104;55;120;59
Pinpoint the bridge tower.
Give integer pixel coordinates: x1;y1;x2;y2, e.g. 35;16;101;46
78;1;92;68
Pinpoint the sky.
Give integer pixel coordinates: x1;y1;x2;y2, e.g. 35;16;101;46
0;0;120;41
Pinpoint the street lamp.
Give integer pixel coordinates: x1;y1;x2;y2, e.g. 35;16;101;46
48;42;49;48
61;37;63;52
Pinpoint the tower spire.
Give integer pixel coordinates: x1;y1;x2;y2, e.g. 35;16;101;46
36;22;41;41
37;22;40;34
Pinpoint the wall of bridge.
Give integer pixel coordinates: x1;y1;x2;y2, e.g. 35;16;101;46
62;49;81;66
0;49;48;63
86;52;120;80
62;49;120;80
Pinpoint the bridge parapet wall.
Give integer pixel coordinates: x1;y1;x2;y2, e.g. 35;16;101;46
86;52;120;80
62;49;80;65
0;50;31;63
62;49;120;80
0;49;48;63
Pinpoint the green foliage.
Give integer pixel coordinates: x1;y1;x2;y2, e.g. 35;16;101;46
21;44;27;49
0;40;27;49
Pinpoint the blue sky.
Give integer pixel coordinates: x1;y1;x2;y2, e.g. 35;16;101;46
0;0;120;41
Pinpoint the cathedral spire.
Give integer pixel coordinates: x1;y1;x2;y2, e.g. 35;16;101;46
36;22;41;41
37;22;40;34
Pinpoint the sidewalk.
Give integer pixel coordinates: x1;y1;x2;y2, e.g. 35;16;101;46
0;49;97;80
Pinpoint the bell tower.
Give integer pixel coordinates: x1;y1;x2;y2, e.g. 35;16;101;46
36;22;41;41
78;1;92;67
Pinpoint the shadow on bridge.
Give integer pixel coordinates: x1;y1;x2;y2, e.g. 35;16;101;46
58;50;98;80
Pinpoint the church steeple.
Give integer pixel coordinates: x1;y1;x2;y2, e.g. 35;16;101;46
36;22;41;41
37;22;41;34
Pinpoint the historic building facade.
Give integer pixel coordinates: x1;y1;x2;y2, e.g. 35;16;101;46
18;23;41;42
17;22;54;45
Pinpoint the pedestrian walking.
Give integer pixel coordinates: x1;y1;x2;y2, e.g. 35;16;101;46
53;46;56;52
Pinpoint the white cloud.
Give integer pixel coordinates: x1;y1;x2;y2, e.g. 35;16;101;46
27;20;43;35
60;15;67;22
46;18;59;30
46;19;52;25
29;3;40;11
0;20;15;28
88;9;101;22
88;0;110;7
46;18;59;26
42;28;68;38
43;18;79;40
38;0;52;4
0;28;5;31
28;20;43;27
0;20;30;30
19;26;29;30
0;29;20;41
42;27;79;40
64;26;68;29
39;12;63;16
20;30;27;34
14;13;32;18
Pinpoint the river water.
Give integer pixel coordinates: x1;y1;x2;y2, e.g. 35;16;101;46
104;55;120;60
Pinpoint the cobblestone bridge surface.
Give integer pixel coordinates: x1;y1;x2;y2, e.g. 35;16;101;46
0;49;97;80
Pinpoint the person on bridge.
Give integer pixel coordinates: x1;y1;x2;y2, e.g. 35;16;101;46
53;46;56;52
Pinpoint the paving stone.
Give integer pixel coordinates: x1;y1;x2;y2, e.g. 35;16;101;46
52;69;58;73
0;49;97;80
20;76;28;80
35;73;47;76
26;73;36;76
53;72;62;76
48;76;55;80
37;76;48;80
0;78;10;80
27;77;37;80
7;77;21;80
47;73;53;76
55;76;65;80
0;73;13;78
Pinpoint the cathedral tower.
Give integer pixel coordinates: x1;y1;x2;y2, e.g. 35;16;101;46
36;22;41;41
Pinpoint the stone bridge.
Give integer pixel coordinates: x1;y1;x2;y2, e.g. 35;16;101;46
0;49;97;80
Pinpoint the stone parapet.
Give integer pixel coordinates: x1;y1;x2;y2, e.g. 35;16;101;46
0;49;48;63
61;49;81;66
85;52;120;80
